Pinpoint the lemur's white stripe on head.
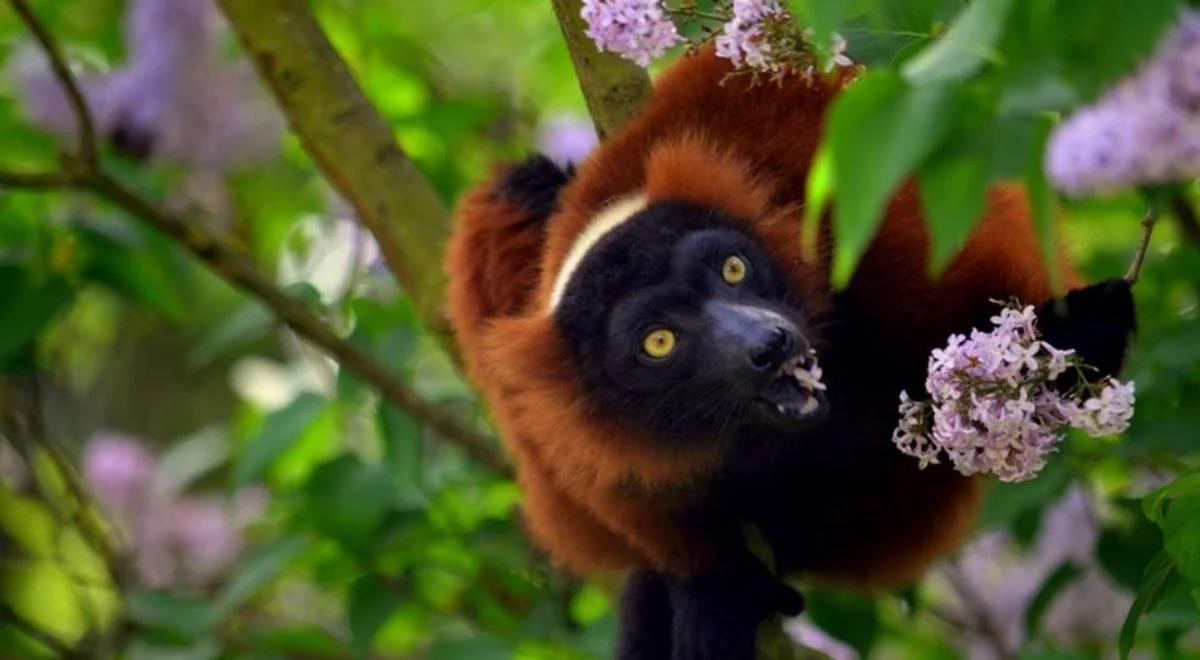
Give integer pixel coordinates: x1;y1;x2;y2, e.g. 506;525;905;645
548;192;648;311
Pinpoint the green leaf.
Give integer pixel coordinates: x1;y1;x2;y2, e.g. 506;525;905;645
902;0;1015;85
213;536;308;620
378;404;424;491
1098;498;1166;590
828;72;958;287
978;458;1069;532
804;588;878;657
347;575;403;657
1023;114;1061;294
124;590;216;640
1024;561;1083;639
189;302;274;367
917;144;989;274
803;142;833;264
0;267;72;367
1162;492;1200;584
230;392;328;489
1120;551;1178;660
75;226;186;321
303;454;396;551
1143;470;1200;525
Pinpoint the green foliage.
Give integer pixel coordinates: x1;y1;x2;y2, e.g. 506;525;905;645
0;1;1197;658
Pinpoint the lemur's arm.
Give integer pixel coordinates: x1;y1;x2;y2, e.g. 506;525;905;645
446;155;571;375
1036;279;1136;385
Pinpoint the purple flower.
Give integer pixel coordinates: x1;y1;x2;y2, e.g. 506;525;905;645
581;0;683;67
83;434;157;519
537;114;599;167
11;0;282;172
893;304;1135;482
714;0;788;71
1047;10;1200;194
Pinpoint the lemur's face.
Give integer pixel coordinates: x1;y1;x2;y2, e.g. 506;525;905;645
555;200;827;441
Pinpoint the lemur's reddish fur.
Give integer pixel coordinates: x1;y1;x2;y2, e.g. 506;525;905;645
446;49;1065;585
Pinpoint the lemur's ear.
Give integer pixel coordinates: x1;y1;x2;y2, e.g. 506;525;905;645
1036;278;1136;384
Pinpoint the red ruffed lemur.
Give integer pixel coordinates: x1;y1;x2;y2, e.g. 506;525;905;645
446;48;1135;660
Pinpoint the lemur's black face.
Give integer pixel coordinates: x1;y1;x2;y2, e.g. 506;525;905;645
555;201;827;442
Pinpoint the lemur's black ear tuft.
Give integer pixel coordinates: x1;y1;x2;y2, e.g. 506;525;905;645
496;154;572;219
1037;278;1136;384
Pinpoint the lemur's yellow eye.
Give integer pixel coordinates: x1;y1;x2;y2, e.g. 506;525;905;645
722;255;747;284
642;329;677;359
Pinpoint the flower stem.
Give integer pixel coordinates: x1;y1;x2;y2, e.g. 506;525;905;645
1125;206;1158;285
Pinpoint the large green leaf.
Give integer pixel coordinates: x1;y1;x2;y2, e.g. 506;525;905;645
1025;561;1083;640
74;225;187;321
1143;470;1200;525
1023;115;1061;294
0;267;72;367
1119;551;1179;660
213;536;308;620
902;0;1015;85
230;392;329;489
1162;492;1200;584
347;574;403;657
827;71;958;287
303;454;396;551
917;143;989;274
124;590;216;641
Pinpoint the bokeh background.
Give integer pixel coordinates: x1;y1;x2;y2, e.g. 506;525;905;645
0;1;1197;658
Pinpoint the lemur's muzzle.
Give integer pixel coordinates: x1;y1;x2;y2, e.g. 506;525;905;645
703;301;827;429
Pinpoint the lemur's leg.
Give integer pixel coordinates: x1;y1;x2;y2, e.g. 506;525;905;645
616;570;673;660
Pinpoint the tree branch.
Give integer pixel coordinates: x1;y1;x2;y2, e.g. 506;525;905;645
7;0;96;165
215;0;455;353
550;0;653;139
86;172;510;474
0;1;510;476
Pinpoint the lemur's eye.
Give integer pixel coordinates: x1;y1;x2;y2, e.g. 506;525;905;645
642;329;677;359
722;255;747;284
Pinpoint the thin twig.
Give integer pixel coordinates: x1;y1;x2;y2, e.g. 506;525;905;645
1;1;510;474
0;170;84;189
1124;206;1158;285
6;0;97;166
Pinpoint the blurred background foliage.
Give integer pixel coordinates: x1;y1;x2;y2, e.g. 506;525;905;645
0;0;1195;659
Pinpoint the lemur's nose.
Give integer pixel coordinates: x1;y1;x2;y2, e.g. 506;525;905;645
749;326;794;372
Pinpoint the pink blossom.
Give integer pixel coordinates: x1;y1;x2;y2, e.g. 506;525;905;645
893;305;1135;482
82;434;156;520
581;0;683;67
714;0;788;71
537;114;599;167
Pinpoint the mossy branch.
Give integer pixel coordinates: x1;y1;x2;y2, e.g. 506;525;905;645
216;0;455;353
550;0;653;138
0;0;509;476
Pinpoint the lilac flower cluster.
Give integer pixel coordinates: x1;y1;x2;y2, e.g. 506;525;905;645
714;0;788;71
84;434;265;587
579;0;854;74
893;305;1135;482
581;0;684;67
13;0;282;172
1047;10;1200;195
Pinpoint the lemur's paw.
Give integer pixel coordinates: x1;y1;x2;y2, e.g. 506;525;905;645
1036;278;1136;383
